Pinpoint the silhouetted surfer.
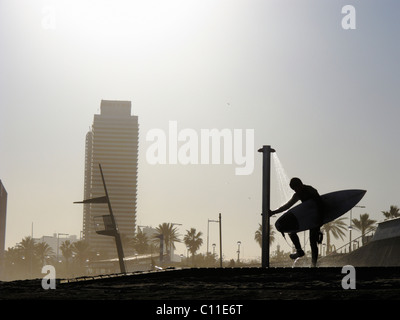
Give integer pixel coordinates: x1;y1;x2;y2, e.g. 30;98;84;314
270;178;323;267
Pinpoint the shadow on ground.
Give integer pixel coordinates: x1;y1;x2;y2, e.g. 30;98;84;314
1;267;399;300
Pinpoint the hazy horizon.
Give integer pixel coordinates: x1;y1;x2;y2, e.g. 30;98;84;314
1;0;399;263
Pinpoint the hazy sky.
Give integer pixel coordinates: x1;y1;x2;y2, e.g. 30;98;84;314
1;0;399;261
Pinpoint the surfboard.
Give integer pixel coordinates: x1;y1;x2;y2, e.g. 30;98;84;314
275;189;366;233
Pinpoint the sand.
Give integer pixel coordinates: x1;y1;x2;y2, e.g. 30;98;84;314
1;266;399;299
0;267;398;317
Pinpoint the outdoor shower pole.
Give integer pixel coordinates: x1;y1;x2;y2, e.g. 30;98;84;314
258;145;275;268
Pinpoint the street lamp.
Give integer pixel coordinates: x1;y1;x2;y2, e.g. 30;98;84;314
237;241;241;263
349;205;365;252
207;216;222;267
170;223;182;261
57;233;69;262
207;219;219;254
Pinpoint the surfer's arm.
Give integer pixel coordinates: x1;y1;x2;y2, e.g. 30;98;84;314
270;194;299;215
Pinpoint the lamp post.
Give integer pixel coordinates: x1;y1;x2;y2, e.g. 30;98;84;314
258;145;275;268
207;216;222;267
237;241;241;263
207;219;219;255
57;233;69;262
349;205;365;252
170;223;182;261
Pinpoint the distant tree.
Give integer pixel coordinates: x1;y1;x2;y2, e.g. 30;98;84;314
4;246;21;266
254;223;275;248
381;205;400;221
72;240;91;275
352;213;376;245
130;228;149;254
4;246;24;279
188;252;217;267
16;236;38;277
35;242;54;266
322;217;347;254
154;223;181;259
17;237;36;259
60;240;73;260
272;245;287;264
60;240;73;275
183;228;203;265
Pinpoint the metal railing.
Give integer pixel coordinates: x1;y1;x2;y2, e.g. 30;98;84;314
319;228;375;261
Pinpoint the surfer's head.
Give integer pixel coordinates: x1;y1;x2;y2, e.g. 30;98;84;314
290;177;303;191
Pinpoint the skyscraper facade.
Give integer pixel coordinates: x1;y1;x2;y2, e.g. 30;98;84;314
83;100;138;258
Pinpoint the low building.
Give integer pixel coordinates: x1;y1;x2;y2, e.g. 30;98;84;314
341;218;400;266
35;234;78;262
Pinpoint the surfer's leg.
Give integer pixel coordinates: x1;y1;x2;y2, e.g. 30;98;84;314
289;232;302;251
289;233;304;259
309;228;319;267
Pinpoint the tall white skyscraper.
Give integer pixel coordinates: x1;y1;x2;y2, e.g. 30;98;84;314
83;100;138;258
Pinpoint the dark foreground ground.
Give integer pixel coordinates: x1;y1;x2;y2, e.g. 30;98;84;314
1;267;399;318
1;267;399;300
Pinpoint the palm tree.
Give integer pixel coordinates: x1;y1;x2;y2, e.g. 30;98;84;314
321;217;347;254
60;240;73;275
17;236;36;258
154;223;181;259
352;213;376;245
35;242;54;266
17;236;37;277
254;224;275;248
4;246;24;279
183;228;203;264
72;240;90;275
381;205;400;221
130;229;149;254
